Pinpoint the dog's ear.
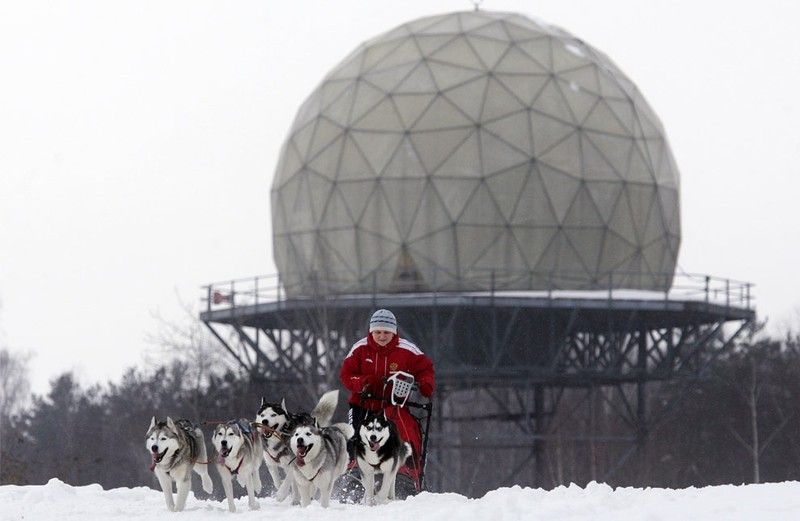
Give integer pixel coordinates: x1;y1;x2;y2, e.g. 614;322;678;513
260;396;266;408
166;417;176;430
149;416;156;431
281;398;287;411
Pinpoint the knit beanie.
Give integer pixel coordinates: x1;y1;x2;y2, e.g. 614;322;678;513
369;309;397;334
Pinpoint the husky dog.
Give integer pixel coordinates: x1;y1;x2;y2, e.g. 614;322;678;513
145;417;213;512
287;394;353;507
356;412;412;505
255;390;339;502
212;419;263;512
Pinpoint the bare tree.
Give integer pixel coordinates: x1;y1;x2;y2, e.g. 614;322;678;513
0;348;31;419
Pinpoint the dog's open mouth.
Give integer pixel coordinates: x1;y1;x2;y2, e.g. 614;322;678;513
369;441;380;452
295;443;312;466
220;446;232;458
152;448;167;464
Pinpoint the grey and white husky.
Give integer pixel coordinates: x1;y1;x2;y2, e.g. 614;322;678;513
145;416;213;512
356;412;412;505
212;418;263;512
287;393;353;507
255;390;339;502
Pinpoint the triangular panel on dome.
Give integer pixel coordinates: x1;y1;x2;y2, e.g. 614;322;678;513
470;228;529;275
326;52;363;81
406;13;454;34
509;225;558;275
583;99;631;136
289;119;318;161
355;228;402;282
394;61;439;94
276;140;304;185
413;95;474;130
429;35;486;70
485;164;531;221
389;247;429;292
380;177;429;239
538;165;582;223
362;37;419;73
504;20;545;44
410;127;473;174
626;143;657;184
321;84;356;125
607;188;638;245
530;79;574;129
287;172;316;230
563;227;605;275
406;181;456;242
551;39;592;73
413;34;459;59
458;182;507;226
319;80;354;111
509;170;560;226
605;98;638;136
596;230;637;275
455;224;505;272
320;186;357;229
318;228;360;278
430;128;482;177
358;185;402;242
494;44;549;74
596;69;626;100
529;110;576;155
382;136;427;178
513;36;553;70
427;60;487;91
581;135;626;182
308;118;346;159
559;65;601;96
627;184;657;243
335;135;374;180
350;130;404;175
466;35;511;69
483;111;534;156
431;177;480;219
391;93;437;129
417;14;462;35
537;130;582;178
304;172;334;225
407;227;459;280
336;179;377;223
306;135;344;180
469;17;510;38
657;187;680;235
563;185;605;228
442;76;488;122
554;76;600;125
495;72;549;106
582;131;633;180
641;239;667;278
479;129;530;174
352;98;405;132
363;62;418;92
348;81;388;125
481;77;527;121
458;11;503;33
585;180;625;224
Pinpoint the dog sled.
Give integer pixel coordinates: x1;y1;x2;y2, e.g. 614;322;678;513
333;371;433;503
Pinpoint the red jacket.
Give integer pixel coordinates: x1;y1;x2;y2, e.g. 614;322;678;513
340;334;435;409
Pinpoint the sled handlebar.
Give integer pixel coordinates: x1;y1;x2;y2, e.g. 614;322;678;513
358;391;432;411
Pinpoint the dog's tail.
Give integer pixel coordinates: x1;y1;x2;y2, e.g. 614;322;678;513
331;422;355;440
312;390;339;427
403;442;412;460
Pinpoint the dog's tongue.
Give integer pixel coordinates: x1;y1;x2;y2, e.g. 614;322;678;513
369;441;380;451
295;446;308;466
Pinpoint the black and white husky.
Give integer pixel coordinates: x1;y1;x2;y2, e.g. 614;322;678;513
355;412;412;505
145;417;213;512
212;418;263;512
287;392;353;507
255;390;340;502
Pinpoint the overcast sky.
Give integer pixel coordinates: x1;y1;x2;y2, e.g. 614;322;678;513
1;0;799;394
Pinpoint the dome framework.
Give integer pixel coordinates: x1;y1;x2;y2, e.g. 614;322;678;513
272;10;680;296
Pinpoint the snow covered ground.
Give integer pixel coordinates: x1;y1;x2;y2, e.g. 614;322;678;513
2;478;800;520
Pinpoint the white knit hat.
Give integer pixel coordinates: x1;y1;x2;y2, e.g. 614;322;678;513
369;309;397;333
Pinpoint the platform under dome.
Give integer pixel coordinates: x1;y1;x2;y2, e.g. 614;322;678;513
271;10;681;297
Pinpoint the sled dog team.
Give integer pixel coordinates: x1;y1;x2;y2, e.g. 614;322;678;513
145;389;410;511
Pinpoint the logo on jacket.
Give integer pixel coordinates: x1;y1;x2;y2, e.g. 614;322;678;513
389;362;398;371
365;358;373;363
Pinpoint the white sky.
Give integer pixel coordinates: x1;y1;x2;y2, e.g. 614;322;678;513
1;0;799;394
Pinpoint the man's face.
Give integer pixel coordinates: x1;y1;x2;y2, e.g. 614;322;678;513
371;329;394;347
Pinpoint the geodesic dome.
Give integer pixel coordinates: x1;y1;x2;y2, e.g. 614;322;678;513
271;10;681;297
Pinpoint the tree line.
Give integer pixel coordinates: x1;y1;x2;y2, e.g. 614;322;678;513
2;324;799;494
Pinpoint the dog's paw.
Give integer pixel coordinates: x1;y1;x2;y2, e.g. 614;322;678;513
249;500;261;510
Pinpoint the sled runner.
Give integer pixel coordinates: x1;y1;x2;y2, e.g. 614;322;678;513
333;371;433;503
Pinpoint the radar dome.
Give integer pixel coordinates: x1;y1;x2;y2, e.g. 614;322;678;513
271;10;681;296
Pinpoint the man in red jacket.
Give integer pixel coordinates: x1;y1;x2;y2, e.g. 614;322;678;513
340;309;434;465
